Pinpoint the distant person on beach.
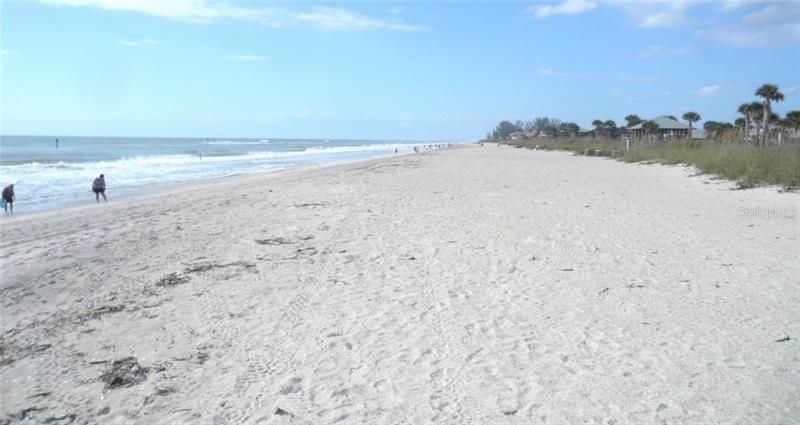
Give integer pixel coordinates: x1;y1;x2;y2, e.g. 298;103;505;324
56;138;59;150
2;184;15;215
92;174;107;203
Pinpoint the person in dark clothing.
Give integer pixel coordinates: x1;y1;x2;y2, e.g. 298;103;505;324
2;184;15;215
92;174;107;203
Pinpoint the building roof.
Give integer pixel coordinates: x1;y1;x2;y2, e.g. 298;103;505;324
628;116;690;130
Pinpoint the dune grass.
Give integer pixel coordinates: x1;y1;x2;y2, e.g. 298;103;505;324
506;138;624;155
505;138;800;190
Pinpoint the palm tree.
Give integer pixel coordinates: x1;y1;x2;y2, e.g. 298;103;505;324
604;120;617;139
624;114;643;128
642;120;659;140
682;112;701;139
755;84;785;146
748;102;764;143
591;119;603;140
768;112;782;143
734;117;746;138
737;103;752;142
563;122;580;138
738;102;763;143
785;111;800;132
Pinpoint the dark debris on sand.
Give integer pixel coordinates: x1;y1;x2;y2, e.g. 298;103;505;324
87;305;125;319
274;407;294;417
99;357;150;389
4;406;46;423
152;262;257;290
255;237;292;245
183;262;256;274
155;272;191;287
293;202;326;208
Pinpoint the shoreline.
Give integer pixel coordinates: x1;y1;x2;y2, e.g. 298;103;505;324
1;144;797;424
0;148;425;223
0;137;448;218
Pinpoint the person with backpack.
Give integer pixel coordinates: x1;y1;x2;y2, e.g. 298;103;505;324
92;174;107;203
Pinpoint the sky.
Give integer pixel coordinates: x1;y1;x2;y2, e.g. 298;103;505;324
1;0;799;140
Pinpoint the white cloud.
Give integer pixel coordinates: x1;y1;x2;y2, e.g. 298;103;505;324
698;22;800;46
118;39;158;47
742;3;800;24
695;85;721;96
718;0;769;11
1;49;16;55
525;0;703;27
607;0;702;28
638;45;693;59
786;86;799;94
228;54;268;61
638;12;687;28
658;90;672;97
40;1;427;32
527;0;597;18
697;1;800;46
296;6;427;31
387;7;404;15
39;0;266;23
536;68;555;76
524;0;793;40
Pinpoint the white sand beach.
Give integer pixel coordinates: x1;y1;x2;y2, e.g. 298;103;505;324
1;144;798;424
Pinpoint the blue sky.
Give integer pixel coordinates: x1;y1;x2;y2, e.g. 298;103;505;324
1;0;799;140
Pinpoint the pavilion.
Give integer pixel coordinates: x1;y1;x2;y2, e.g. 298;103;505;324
627;116;691;140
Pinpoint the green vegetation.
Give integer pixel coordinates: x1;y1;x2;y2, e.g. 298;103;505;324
682;111;701;135
488;83;800;190
621;141;800;189
755;84;785;147
624;114;643;127
507;137;622;155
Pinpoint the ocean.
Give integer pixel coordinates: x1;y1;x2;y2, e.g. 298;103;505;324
0;136;438;213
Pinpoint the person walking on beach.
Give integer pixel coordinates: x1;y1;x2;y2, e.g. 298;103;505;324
92;174;107;203
2;184;15;215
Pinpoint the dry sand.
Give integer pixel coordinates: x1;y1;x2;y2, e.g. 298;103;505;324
1;144;798;424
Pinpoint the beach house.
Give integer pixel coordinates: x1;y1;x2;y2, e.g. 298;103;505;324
627;116;691;140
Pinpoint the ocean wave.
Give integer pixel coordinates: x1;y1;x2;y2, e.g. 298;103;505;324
206;139;271;145
0;140;453;213
0;142;421;172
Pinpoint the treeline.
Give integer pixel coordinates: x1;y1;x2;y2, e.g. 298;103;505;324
487;117;581;140
486;83;800;146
